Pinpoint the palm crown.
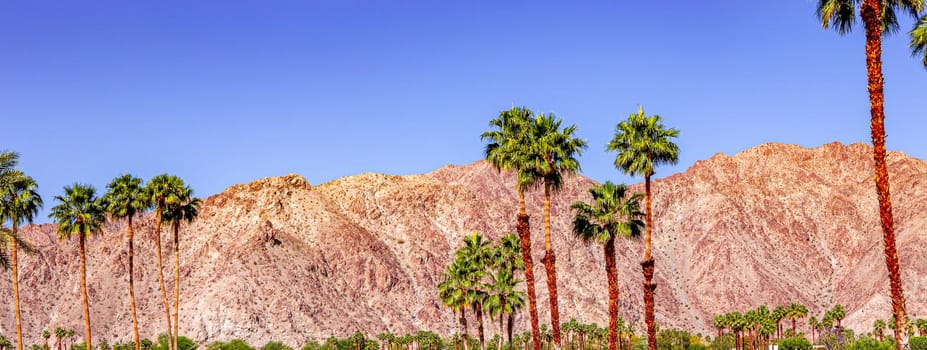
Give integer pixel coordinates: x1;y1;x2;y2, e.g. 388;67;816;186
50;184;105;240
607;106;680;178
102;174;151;220
571;182;644;244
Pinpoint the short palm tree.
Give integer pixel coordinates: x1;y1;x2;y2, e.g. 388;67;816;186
53;328;65;350
0;151;42;350
482;106;541;350
787;303;808;333
457;232;491;349
571;181;644;350
772;306;787;340
145;174;186;350
49;184;106;350
162;183;200;350
829;305;845;329
817;2;925;348
41;330;49;350
522;113;587;347
607;105;679;350
873;319;886;341
438;259;474;350
102;174;151;350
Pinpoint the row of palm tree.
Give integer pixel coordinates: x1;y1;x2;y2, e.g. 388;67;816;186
480;105;677;350
871;317;927;341
712;304;813;350
815;2;927;349
0;150;200;350
438;232;527;350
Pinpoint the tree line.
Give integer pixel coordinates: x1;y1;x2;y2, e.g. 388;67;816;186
0;152;200;350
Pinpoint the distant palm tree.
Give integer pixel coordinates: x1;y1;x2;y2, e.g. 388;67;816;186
49;184;106;350
482;106;541;350
486;233;525;347
772;306;787;341
809;317;819;344
873;319;886;342
102;174;151;350
54;328;65;350
915;318;927;336
162;182;200;350
911;15;927;67
41;330;50;350
439;258;475;350
0;151;43;350
522;113;587;347
817;2;924;348
713;314;727;339
829;305;845;329
787;303;808;333
145;174;186;350
457;232;491;349
607;105;679;350
65;330;74;350
571;181;644;350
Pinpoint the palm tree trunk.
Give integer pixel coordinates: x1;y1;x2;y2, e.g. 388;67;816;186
541;183;561;348
791;319;796;333
641;175;657;350
507;314;515;348
860;1;907;350
127;217;141;350
461;308;470;350
11;224;24;350
604;238;619;350
79;235;93;350
517;188;541;350
154;208;175;350
476;304;485;350
173;222;181;350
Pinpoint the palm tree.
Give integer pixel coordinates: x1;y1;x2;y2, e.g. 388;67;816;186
482;106;541;350
54;328;65;350
41;330;49;350
911;15;927;67
787;303;808;333
829;305;845;330
439;259;474;350
49;184;106;350
486;233;526;348
521;113;587;347
0;152;42;350
773;306;787;341
607;105;679;350
915;318;927;336
457;232;491;349
102;174;151;350
873;319;886;342
809;317;819;344
817;2;925;348
145;174;187;350
162;183;200;350
571;181;644;350
713;314;728;339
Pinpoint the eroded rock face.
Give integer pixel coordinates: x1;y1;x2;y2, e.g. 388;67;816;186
2;142;926;346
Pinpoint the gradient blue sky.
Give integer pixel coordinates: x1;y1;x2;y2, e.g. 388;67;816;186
3;1;926;223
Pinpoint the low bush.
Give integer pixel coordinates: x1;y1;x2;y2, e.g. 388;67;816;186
779;336;812;350
909;336;927;350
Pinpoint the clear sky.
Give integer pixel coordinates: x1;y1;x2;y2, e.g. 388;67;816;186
2;1;926;223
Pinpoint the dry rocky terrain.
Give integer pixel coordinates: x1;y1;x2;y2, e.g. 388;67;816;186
1;142;925;346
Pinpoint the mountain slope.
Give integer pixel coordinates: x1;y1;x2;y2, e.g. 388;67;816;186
1;142;925;345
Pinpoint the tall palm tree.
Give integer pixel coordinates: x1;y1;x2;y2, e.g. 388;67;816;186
521;113;587;347
49;184;106;350
607;105;679;350
911;15;927;67
482;106;542;350
0;152;42;350
145;174;186;350
817;2;924;348
571;181;644;350
162;184;200;350
102;175;150;350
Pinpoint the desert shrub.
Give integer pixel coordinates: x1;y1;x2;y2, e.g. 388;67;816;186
300;341;322;350
910;337;927;350
261;342;292;350
847;336;893;350
140;340;153;350
207;340;253;350
778;336;812;350
73;343;86;350
152;334;197;350
657;329;692;350
709;335;733;350
112;341;135;350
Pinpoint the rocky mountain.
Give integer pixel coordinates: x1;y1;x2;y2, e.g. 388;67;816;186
1;142;926;346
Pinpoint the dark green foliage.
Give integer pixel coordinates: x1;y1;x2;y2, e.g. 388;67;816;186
153;334;197;350
910;337;927;350
112;341;136;350
657;329;692;350
72;343;86;350
261;342;292;350
709;335;733;350
207;340;253;350
299;342;321;350
847;336;894;350
689;344;707;350
779;336;812;350
141;339;154;350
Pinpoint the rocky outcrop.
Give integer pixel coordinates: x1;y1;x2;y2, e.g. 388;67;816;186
1;142;925;346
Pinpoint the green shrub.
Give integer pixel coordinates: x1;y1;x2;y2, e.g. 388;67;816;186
779;337;812;350
709;335;733;350
910;337;927;350
151;335;196;350
207;340;254;350
261;342;292;350
847;336;893;350
657;329;692;350
300;341;321;350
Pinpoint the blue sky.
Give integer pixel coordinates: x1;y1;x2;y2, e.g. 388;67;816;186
2;1;926;223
